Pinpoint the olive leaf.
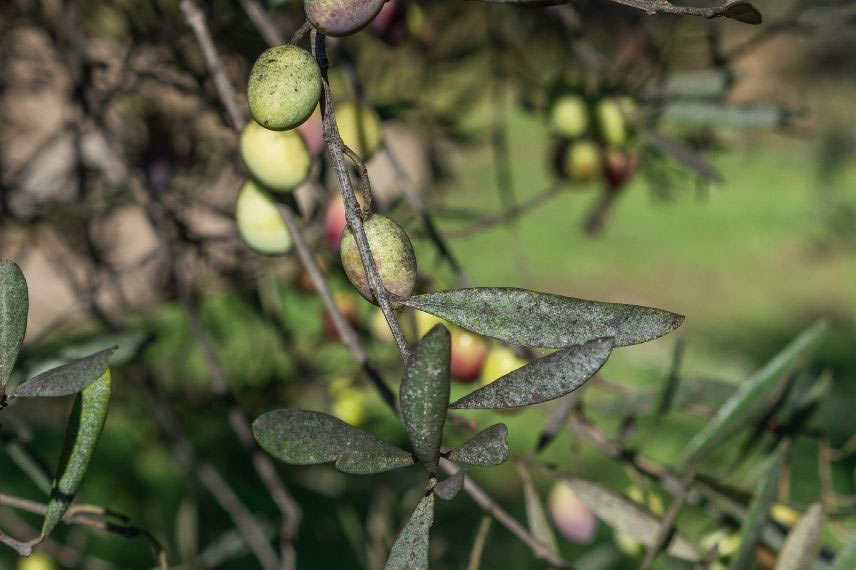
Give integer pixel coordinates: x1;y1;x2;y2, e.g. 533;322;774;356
721;1;762;25
641;129;723;182
385;493;434;570
40;369;112;540
434;468;465;501
447;424;509;467
679;320;828;464
662;102;795;129
401;288;683;349
517;463;558;557
728;440;790;570
400;324;451;474
774;502;824;570
450;337;613;409
831;529;856;570
567;478;700;561
253;409;414;474
13;347;117;398
0;259;28;390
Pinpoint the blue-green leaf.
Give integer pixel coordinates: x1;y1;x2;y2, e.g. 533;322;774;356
400;325;450;474
434;468;464;501
679;320;828;464
385;493;434;570
41;369;112;540
0;259;28;390
447;424;509;466
450;337;613;409
253;409;414;474
729;440;790;570
13;347;116;398
831;528;856;570
401;288;682;349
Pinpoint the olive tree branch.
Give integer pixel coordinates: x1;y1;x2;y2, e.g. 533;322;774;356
602;0;757;20
441;460;574;569
188;9;569;567
310;31;412;360
0;493;168;567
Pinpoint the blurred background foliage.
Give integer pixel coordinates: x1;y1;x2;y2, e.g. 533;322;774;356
1;0;856;568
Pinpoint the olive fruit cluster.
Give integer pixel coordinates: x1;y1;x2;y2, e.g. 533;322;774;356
236;44;323;255
550;93;639;191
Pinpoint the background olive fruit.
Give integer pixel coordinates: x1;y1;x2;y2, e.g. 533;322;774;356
550;94;589;138
235;180;292;255
340;214;416;305
305;0;386;38
240;121;312;192
247;45;321;131
566;140;602;182
595;97;628;147
335;101;383;159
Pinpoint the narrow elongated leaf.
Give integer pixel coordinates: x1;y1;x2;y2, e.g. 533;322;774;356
385;493;434;570
400;325;451;474
13;347;117;398
402;288;683;349
774;503;824;570
434;469;464;501
831;529;856;570
729;440;790;570
0;259;28;389
567;479;700;561
447;424;508;466
663;102;795;128
517;463;558;556
679;321;828;464
450;338;613;409
641;129;724;182
721;2;762;24
41;370;112;540
253;409;414;474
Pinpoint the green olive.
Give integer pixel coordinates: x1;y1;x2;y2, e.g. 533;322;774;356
247;45;321;131
240;120;312;193
340;214;416;306
235;180;292;255
550;95;589;139
595;98;628;147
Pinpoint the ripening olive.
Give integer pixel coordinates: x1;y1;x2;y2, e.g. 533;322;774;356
240;121;311;192
340;214;416;306
247;45;321;131
235;180;292;255
305;0;386;38
565;140;602;182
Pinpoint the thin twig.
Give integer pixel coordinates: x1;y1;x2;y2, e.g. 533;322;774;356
639;460;698;569
0;493;167;567
603;0;756;20
238;0;285;46
466;516;492;570
179;0;246;131
311;31;412;360
441;460;574;569
446;184;563;239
